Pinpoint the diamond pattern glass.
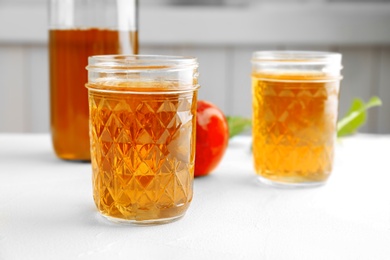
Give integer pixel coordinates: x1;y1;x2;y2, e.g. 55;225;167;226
89;87;197;223
252;73;340;185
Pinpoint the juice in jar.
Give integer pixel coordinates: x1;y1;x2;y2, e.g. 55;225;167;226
88;82;197;223
252;71;340;185
49;28;138;160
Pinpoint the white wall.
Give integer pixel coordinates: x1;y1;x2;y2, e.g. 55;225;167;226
1;1;390;133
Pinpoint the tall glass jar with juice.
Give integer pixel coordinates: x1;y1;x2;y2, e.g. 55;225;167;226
49;0;138;160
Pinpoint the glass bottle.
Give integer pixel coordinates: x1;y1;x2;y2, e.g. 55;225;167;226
49;0;138;161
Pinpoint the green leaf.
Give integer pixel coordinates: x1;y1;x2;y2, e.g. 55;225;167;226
226;116;252;138
337;96;382;138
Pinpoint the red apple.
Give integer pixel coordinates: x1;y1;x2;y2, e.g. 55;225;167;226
195;100;229;177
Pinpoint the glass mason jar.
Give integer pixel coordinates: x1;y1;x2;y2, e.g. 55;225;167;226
86;55;199;225
49;0;138;161
251;51;343;188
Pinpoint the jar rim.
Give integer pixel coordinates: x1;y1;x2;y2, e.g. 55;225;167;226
252;51;342;64
87;54;198;72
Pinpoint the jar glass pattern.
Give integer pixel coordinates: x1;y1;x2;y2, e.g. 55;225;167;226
86;55;199;224
251;51;343;187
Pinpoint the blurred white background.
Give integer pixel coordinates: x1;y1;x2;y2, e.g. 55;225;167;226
0;0;390;133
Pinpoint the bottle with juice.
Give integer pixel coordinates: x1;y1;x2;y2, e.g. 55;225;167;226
49;0;138;160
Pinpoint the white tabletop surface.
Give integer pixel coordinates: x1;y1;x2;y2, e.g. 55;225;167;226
1;134;390;260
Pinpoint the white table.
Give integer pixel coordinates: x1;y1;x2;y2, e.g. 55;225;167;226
1;134;389;259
